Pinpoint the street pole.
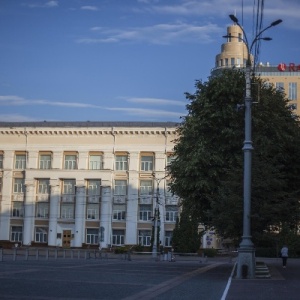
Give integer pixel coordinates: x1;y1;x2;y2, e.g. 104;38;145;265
152;173;163;259
226;15;282;279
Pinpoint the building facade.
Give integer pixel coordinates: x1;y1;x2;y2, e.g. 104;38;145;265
0;122;179;249
213;23;300;115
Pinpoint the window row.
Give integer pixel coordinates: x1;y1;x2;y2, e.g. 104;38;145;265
11;178;174;198
0;153;175;171
10;226;173;247
216;58;247;68
11;201;178;222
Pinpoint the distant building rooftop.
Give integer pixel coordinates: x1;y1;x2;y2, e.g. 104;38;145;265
0;121;178;128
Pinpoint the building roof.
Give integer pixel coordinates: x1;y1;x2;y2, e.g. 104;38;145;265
0;121;178;128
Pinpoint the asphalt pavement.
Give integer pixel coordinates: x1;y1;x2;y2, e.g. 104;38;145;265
0;254;299;300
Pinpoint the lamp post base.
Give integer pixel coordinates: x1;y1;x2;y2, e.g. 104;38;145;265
236;247;256;279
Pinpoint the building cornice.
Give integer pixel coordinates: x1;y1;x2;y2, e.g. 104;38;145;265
0;122;177;136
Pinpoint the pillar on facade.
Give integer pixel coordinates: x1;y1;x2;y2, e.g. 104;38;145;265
100;186;111;248
48;184;60;246
74;185;86;247
126;173;138;245
23;184;35;246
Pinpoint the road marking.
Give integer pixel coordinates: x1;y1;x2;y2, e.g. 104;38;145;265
221;262;236;300
122;263;223;300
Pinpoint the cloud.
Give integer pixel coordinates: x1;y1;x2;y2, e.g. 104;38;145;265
123;97;186;106
0;95;185;119
0;95;100;108
24;1;58;8
107;107;183;118
136;0;241;17
77;22;223;45
0;114;43;122
81;6;99;11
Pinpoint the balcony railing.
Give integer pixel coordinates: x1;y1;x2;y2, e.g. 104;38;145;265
113;196;126;204
61;195;75;202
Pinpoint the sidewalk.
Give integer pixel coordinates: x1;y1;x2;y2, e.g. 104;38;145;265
226;257;300;300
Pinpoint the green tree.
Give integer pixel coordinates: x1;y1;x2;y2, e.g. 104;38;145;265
169;69;300;243
171;205;201;253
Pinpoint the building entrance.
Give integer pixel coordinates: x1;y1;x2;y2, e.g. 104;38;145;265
62;230;71;248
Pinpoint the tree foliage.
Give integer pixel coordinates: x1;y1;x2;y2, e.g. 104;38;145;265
171;206;201;253
169;69;300;243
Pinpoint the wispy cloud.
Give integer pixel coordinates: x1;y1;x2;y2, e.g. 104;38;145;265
23;1;58;8
0;95;185;119
136;0;300;27
0;114;43;122
107;107;182;118
136;0;241;17
0;95;99;108
81;6;99;11
77;22;222;45
123;97;186;106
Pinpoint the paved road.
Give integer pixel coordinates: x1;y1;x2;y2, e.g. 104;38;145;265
0;256;299;299
226;257;300;300
0;257;232;300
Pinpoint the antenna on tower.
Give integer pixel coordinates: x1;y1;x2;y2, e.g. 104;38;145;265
242;0;244;26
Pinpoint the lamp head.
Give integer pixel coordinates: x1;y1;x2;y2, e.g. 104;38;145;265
271;19;282;27
229;14;239;23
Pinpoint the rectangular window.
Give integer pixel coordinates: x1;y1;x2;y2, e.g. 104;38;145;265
14;178;24;194
112;230;125;245
276;82;284;91
35;227;48;243
115;155;128;171
139;204;152;221
87;180;101;196
138;230;151;246
140;180;153;196
36;202;49;218
0;153;3;169
165;207;178;222
11;226;23;242
236;58;241;66
227;33;231;42
86;228;99;244
166;155;175;169
289;82;297;100
89;154;103;170
39;154;51;169
87;204;99;220
38;179;50;194
165;181;173;197
165;231;173;247
238;33;242;42
61;204;74;219
141;156;153;171
225;58;228;66
12;202;24;217
64;154;77;170
113;204;126;220
63;179;76;195
114;180;127;196
15;154;26;169
231;58;235;66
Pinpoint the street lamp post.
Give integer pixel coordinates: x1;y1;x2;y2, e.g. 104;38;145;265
152;173;164;259
226;15;282;279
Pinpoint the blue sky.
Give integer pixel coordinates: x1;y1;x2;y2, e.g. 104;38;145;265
0;0;299;122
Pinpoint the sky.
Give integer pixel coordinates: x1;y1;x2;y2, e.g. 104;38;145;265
0;0;299;123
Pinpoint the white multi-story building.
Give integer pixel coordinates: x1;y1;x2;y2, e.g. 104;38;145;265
0;122;179;249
